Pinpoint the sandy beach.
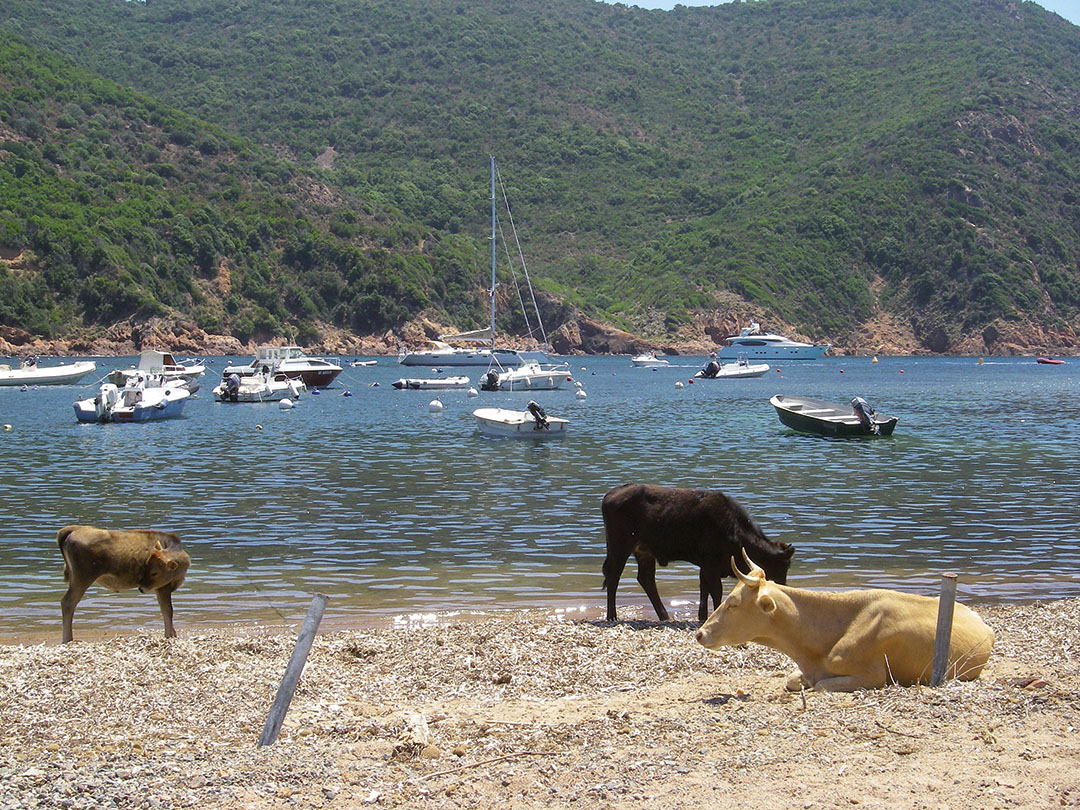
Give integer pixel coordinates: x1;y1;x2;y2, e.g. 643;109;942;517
2;599;1078;810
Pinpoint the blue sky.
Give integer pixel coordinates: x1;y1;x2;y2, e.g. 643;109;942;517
599;0;1080;27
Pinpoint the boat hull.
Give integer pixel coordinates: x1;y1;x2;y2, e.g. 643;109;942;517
631;354;669;368
717;341;829;360
223;366;341;388
0;361;97;387
696;361;771;379
392;376;472;390
770;394;897;438
74;388;189;423
472;407;569;438
213;378;306;402
478;363;571;392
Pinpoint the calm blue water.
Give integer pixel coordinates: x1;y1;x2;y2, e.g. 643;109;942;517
1;354;1077;640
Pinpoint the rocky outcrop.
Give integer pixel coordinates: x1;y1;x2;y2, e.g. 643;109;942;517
5;309;1078;359
550;317;653;355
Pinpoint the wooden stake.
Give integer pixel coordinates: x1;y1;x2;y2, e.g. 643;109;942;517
258;593;328;747
930;574;957;687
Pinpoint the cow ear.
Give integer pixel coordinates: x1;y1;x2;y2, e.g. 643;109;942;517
757;593;776;615
166;559;179;571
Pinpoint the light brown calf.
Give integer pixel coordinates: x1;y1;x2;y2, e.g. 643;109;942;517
57;524;190;643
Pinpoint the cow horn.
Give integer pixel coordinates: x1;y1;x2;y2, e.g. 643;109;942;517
741;547;766;576
731;555;758;586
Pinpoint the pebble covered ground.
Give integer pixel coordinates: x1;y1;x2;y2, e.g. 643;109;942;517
2;600;1078;809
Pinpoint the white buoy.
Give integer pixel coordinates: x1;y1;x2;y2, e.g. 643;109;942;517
674;380;684;389
278;398;294;410
467;387;479;398
2;424;11;431
872;356;879;364
575;389;587;400
428;399;444;413
573;380;583;389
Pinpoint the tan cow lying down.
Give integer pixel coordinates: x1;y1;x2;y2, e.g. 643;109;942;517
696;551;994;691
57;524;190;643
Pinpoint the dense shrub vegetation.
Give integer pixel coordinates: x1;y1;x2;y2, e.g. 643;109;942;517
1;0;1079;347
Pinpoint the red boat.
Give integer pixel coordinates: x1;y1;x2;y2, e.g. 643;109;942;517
1036;357;1066;365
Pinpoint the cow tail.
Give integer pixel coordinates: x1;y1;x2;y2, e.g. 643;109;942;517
56;525;77;582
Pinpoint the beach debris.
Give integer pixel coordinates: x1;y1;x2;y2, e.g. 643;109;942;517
394;712;432;759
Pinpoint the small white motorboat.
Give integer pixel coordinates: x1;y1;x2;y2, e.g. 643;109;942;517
74;375;190;423
391;376;472;390
631;352;670;368
108;349;205;392
213;372;306;402
0;357;97;387
473;401;569;438
695;355;770;379
477;361;572;392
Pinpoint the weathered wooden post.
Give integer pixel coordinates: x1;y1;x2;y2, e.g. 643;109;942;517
930;574;958;687
258;593;328;747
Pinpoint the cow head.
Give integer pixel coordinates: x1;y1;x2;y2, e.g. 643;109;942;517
140;547;190;593
695;549;779;650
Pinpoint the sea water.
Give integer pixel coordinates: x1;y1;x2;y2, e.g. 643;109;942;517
0;354;1077;640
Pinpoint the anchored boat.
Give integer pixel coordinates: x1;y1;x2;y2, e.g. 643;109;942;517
473;401;569;438
770;394;897;437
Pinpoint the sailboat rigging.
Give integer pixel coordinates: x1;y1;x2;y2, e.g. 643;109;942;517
398;157;552;367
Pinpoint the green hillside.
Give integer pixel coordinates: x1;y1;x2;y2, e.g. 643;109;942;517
2;0;1080;352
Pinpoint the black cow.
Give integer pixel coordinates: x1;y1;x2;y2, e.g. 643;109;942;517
601;484;793;622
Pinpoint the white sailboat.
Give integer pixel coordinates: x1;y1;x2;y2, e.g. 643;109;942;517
399;157;552;367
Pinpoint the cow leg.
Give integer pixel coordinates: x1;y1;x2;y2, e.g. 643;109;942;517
156;588;177;638
634;554;669;622
698;566;725;623
60;578;92;643
603;553;631;621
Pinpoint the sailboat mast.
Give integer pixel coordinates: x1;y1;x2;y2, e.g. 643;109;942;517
489;156;497;350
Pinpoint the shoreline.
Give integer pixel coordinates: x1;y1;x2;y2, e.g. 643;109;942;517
2;600;1078;809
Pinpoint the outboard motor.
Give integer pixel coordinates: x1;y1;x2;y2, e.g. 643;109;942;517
480;369;501;392
701;360;721;379
526;400;549;430
96;383;119;422
851;396;880;435
225;373;241;402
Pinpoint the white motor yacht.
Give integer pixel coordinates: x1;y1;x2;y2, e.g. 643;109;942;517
716;322;829;359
